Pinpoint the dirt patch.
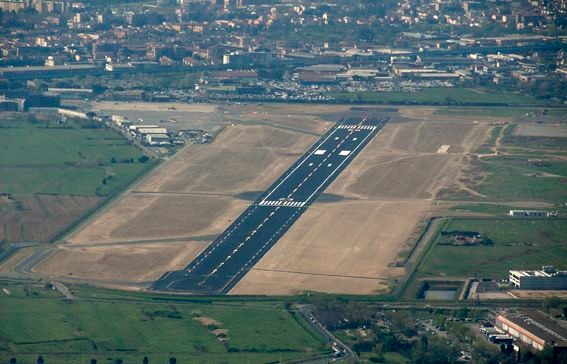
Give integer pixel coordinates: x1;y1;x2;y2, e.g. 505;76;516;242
67;194;248;245
33;240;207;284
328;120;488;200
0;195;101;243
509;290;567;299
233;270;391;295
194;316;223;327
138;125;320;194
212;328;229;341
397;107;437;119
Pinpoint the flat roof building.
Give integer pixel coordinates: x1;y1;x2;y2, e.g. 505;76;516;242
496;310;567;352
510;266;567;290
136;127;168;135
509;209;554;217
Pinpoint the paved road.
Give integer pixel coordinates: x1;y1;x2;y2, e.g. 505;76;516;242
152;116;384;294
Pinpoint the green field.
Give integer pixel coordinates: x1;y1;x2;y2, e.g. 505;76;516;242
448;121;567;203
434;107;567;118
474;157;567;203
0;116;150;197
0;282;328;363
332;88;543;105
415;218;567;280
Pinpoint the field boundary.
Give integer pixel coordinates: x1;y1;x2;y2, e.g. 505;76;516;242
52;159;161;244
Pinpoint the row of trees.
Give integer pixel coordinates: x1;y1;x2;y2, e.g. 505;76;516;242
8;356;177;364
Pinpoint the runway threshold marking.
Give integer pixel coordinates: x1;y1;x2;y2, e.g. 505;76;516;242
303;123;377;203
260;126;341;203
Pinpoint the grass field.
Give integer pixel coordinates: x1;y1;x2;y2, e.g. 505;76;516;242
0;114;154;244
0;282;328;363
0;116;149;197
331;88;543;105
415;218;567;280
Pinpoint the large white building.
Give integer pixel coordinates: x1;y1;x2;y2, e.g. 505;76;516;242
509;266;567;290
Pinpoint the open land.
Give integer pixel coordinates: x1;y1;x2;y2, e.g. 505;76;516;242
415;218;567;280
152;117;384;294
232;115;491;295
29;104;343;289
0;280;327;363
8;103;564;297
331;88;544;105
402;112;567;298
0;114;150;245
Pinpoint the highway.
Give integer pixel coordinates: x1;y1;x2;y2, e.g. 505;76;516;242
152;116;384;294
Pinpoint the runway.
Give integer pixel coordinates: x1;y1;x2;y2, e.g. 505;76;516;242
151;116;384;294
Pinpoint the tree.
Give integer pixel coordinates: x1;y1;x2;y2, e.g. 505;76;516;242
142;356;149;364
90;360;97;364
86;111;97;118
36;356;44;364
9;358;16;364
138;155;150;163
542;296;560;313
168;358;176;364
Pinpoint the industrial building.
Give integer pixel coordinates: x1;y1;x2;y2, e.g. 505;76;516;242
496;310;567;352
509;266;567;290
0;97;25;112
508;209;555;217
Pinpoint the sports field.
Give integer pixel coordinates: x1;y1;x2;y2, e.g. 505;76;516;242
0;281;327;363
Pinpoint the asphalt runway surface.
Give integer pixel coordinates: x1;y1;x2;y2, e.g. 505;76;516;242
152;116;385;294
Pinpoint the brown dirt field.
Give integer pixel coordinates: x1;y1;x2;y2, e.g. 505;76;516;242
328;120;488;200
139;125;320;194
0;195;101;243
230;200;427;295
233;270;391;295
67;194;249;244
33;240;207;283
397;107;437;119
509;290;567;299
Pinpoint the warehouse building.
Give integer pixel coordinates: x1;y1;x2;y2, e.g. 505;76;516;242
509;266;567;290
496;310;567;352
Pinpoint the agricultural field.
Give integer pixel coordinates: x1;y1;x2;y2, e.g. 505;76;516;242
0;113;152;245
332;88;543;105
0;281;328;363
414;218;567;280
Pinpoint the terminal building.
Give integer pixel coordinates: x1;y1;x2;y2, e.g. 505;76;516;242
509;266;567;290
496;310;567;352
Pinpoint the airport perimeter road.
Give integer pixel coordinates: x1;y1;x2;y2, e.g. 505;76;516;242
152;116;385;294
